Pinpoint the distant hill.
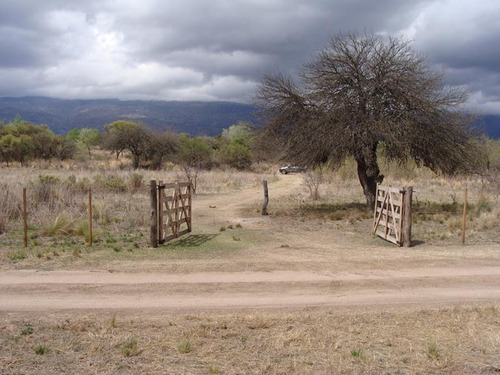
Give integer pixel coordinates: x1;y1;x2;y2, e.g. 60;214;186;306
1;96;499;139
0;96;259;136
476;115;500;139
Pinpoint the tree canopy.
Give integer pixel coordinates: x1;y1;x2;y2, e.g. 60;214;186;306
256;32;483;207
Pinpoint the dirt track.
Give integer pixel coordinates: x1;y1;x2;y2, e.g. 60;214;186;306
2;266;499;312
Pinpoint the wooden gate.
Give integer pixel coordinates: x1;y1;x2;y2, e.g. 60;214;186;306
373;184;405;246
158;180;192;243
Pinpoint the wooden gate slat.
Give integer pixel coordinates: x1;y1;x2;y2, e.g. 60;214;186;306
373;184;404;246
156;180;192;244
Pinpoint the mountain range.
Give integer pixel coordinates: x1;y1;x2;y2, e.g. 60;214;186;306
0;96;499;138
0;96;258;136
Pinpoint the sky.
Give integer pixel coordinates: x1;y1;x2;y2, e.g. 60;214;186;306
0;0;499;115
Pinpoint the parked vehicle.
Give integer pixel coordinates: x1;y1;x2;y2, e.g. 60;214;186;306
279;165;307;174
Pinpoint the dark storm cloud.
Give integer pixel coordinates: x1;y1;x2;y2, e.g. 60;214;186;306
0;0;499;113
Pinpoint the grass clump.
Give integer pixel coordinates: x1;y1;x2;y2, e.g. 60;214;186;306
34;345;49;355
178;339;192;354
207;365;221;374
9;252;26;261
21;325;34;336
40;213;77;236
120;337;140;357
427;341;439;360
350;349;362;358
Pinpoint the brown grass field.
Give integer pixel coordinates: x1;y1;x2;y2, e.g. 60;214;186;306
1;153;499;374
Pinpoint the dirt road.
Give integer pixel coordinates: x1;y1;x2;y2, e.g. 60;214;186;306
1;267;499;311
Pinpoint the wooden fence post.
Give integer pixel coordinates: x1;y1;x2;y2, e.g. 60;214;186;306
403;186;413;247
187;181;192;233
462;187;467;245
158;180;163;242
23;188;28;248
150;180;158;248
262;180;269;215
88;187;93;247
174;181;179;237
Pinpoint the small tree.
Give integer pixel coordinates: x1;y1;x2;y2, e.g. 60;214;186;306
144;131;179;169
78;128;100;156
102;121;152;168
177;134;213;193
216;121;254;170
256;32;483;208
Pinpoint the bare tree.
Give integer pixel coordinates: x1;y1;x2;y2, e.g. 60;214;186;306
256;32;483;208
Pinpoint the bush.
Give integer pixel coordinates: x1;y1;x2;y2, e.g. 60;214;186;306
93;174;127;192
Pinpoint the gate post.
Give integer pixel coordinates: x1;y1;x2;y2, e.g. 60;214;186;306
403;186;413;247
150;180;158;248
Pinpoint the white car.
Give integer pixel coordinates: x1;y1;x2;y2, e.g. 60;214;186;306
279;165;307;174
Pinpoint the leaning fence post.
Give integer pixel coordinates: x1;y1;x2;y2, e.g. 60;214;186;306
262;180;269;215
150;180;158;248
23;188;28;248
403;186;413;247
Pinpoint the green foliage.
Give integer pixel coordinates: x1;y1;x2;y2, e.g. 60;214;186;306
216;121;254;169
65;128;81;142
178;134;213;168
0;118;75;164
93;174;127;192
216;139;253;170
78;128;100;156
21;325;34;335
102;121;152;168
9;252;26;261
34;345;49;355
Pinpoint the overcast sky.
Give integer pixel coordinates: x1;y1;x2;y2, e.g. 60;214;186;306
0;0;499;114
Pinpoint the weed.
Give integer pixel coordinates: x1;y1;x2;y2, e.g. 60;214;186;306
178;339;192;354
40;213;77;236
350;349;362;358
235;223;242;228
21;325;34;336
207;365;221;374
232;236;241;241
120;337;140;357
427;341;439;360
219;226;226;232
128;173;144;192
34;345;49;355
108;314;117;328
9;252;26;261
227;224;234;229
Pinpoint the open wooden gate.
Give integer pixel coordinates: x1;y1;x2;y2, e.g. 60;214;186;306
373;184;405;246
157;180;192;243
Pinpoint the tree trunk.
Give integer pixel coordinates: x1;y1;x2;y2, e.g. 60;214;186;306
132;154;140;169
356;154;381;210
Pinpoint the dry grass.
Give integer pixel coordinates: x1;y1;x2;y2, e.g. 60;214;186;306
1;305;498;374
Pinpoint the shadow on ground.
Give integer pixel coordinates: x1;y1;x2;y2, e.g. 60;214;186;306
165;234;219;247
